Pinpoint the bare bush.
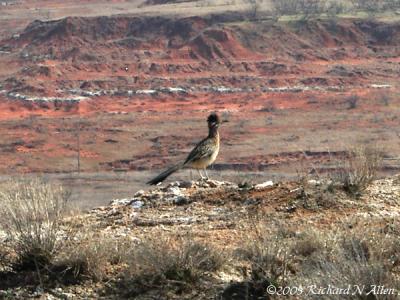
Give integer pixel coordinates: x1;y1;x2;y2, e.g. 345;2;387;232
384;0;400;9
247;0;262;20
54;231;132;282
272;0;327;19
291;231;324;257
121;234;225;295
334;146;382;196
272;0;300;16
0;179;69;269
326;1;346;21
300;0;327;19
236;220;293;287
345;94;359;109
292;226;400;298
237;218;400;297
350;0;381;15
350;0;400;16
374;90;392;106
271;0;400;20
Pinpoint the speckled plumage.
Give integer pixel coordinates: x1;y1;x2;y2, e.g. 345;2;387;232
147;113;222;185
184;132;219;168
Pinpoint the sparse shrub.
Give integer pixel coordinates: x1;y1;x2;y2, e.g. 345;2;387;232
272;0;326;19
237;218;400;298
272;0;300;16
350;0;381;16
326;1;345;22
345;94;359;109
341;235;370;262
237;220;293;287
121;234;225;295
293;169;345;210
384;0;400;10
381;93;391;106
334;146;382;196
299;0;327;20
291;231;324;257
247;0;262;20
349;0;400;16
224;220;287;300
54;231;132;282
302;255;396;299
0;179;69;269
292;226;400;298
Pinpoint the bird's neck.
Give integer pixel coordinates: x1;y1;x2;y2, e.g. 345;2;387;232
208;126;219;139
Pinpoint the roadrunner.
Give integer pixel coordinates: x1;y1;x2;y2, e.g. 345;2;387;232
147;113;226;185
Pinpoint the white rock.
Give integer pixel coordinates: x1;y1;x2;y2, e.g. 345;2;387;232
130;200;144;209
307;179;321;186
370;84;391;89
167;87;186;93
0;229;7;242
136;89;157;94
255;181;274;189
166;186;184;195
110;198;134;206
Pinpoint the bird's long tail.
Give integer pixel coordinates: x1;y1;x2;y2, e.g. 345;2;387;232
147;162;184;185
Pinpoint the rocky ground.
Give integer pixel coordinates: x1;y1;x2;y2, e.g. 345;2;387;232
1;174;400;299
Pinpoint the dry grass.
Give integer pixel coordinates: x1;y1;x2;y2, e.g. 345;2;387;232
52;230;226;296
290;231;324;257
120;234;226;296
0;245;12;272
292;225;400;299
0;177;226;293
0;178;69;269
236;219;294;287
232;217;400;299
53;230;132;282
334;146;382;196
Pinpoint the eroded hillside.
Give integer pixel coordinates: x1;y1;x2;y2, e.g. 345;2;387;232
0;14;399;181
1;15;399;95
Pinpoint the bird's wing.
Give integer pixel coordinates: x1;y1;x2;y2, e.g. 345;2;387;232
183;137;215;165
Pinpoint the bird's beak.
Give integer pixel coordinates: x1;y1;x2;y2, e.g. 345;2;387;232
221;120;229;124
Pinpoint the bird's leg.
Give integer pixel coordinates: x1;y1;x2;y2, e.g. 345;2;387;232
204;168;209;180
190;170;193;181
197;169;204;180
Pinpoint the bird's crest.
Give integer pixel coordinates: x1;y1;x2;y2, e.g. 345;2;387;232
207;113;220;124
